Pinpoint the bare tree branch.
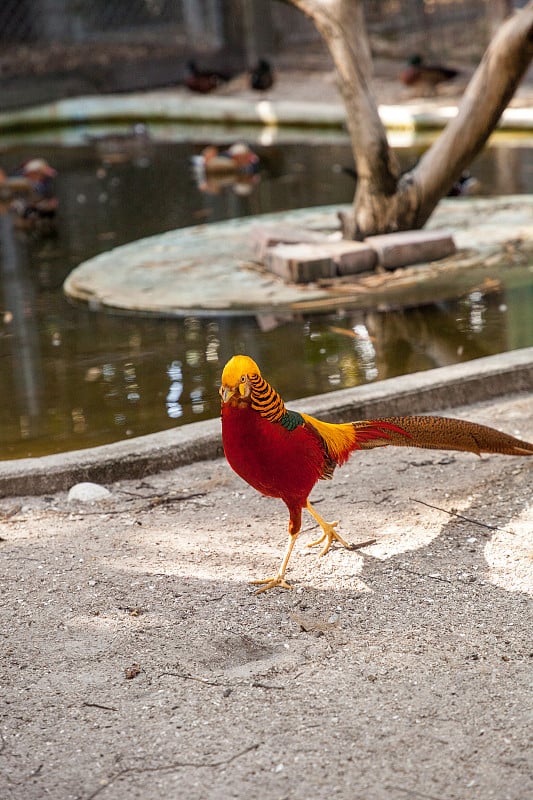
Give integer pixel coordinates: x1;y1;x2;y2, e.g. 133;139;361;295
288;0;399;193
413;2;533;226
283;0;533;239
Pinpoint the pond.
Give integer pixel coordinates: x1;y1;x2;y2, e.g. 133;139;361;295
1;127;533;460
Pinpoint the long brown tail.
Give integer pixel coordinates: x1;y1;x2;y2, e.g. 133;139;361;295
353;416;533;456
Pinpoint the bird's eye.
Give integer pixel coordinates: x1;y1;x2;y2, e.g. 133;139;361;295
240;375;246;382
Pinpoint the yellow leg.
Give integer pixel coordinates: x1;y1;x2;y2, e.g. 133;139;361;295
250;532;299;594
305;500;353;556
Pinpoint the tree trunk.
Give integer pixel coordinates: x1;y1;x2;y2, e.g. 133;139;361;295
413;6;533;228
287;0;533;240
288;0;407;238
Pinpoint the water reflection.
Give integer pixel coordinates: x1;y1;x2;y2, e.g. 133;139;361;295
0;212;43;443
166;360;183;419
0;281;531;460
1;133;533;459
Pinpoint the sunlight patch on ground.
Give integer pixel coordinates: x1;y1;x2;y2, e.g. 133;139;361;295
363;498;473;559
484;503;533;595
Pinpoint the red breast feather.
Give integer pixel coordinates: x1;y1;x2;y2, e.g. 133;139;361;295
221;402;325;506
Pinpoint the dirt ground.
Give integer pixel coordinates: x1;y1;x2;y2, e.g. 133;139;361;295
1;393;532;800
2;27;532;799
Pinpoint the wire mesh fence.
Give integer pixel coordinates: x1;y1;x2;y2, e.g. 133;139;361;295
0;0;492;108
1;0;489;49
0;0;37;43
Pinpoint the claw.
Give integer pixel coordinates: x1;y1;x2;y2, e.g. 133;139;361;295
250;575;294;594
305;500;356;556
250;531;299;594
306;519;352;556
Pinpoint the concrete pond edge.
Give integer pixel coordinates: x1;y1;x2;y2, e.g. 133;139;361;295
1;346;532;498
2;93;533;134
62;196;533;317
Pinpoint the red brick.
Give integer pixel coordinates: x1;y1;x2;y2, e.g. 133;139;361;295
264;240;378;283
329;241;377;275
264;243;337;283
365;229;456;270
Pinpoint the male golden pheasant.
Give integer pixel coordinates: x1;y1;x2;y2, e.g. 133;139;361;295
220;355;533;593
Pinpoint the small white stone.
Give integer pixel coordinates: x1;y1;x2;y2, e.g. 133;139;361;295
68;482;112;503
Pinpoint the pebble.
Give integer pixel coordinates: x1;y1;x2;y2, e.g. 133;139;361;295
67;482;112;503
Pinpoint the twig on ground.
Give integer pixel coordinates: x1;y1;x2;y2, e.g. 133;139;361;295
160;671;223;687
162;672;285;694
82;702;118;712
385;784;444;800
251;681;285;690
146;492;207;507
410;497;511;534
397;566;452;583
85;742;261;800
347;537;378;550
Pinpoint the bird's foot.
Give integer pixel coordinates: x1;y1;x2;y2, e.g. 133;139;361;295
250;575;293;594
306;520;352;557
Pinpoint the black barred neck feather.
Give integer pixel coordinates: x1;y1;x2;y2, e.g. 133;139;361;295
249;373;304;430
249;372;286;422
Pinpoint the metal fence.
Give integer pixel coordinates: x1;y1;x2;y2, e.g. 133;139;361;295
0;0;490;49
0;0;493;105
0;0;186;44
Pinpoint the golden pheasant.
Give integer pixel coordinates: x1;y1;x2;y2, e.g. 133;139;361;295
220;355;533;593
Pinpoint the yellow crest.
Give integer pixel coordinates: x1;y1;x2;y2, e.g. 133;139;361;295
221;355;261;397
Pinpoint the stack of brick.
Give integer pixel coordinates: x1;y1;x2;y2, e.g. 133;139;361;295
253;225;456;284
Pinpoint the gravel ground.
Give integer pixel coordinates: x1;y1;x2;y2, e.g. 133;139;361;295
1;393;532;800
2;31;533;800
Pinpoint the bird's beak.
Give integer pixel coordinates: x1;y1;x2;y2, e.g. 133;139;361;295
219;384;235;403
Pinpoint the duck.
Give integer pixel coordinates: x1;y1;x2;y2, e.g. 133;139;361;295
5;158;58;233
193;143;259;175
399;54;459;94
184;59;231;94
250;59;274;91
190;144;260;197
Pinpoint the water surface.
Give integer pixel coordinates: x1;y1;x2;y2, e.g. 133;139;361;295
1;130;532;459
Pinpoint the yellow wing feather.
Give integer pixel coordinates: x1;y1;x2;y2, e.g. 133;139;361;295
300;413;358;464
301;414;414;465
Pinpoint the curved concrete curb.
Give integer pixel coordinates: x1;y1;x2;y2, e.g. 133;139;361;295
0;94;344;133
1;92;533;134
1;347;531;497
62;196;533;317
